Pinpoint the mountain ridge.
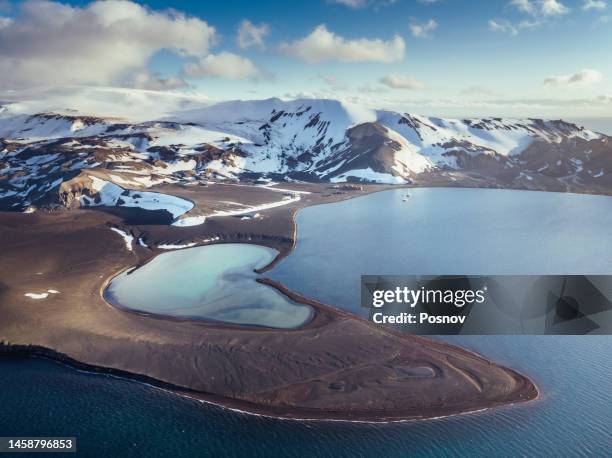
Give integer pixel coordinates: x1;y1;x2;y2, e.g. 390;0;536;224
1;95;611;215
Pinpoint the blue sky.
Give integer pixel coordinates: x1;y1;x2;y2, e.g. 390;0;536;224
1;0;611;117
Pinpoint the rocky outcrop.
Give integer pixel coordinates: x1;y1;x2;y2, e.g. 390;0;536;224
58;173;96;208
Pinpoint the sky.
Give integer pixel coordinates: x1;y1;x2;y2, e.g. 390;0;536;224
0;0;611;118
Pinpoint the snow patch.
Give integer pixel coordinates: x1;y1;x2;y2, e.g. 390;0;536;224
81;176;194;219
24;289;60;299
172;215;207;227
25;292;48;299
331;168;407;184
256;183;312;194
158;242;197;250
173;195;300;226
110;227;134;251
212;194;301;217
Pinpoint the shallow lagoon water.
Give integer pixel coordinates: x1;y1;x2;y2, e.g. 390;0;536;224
104;243;312;328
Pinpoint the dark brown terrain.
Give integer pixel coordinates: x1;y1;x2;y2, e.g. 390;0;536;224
0;182;538;422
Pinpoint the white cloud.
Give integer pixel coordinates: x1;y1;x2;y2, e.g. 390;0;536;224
280;25;405;63
278;91;612;119
543;69;603;86
236;19;270;50
489;16;544;35
541;0;569;15
489;19;518;35
0;0;217;89
596;94;612;103
509;0;569;16
183;52;259;80
327;0;366;7
380;74;426;90
518;19;542;29
410;19;438;38
510;0;536;14
498;0;568;34
583;0;607;10
132;73;189;91
327;0;398;8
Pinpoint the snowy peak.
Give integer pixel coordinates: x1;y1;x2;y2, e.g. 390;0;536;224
0;111;112;141
174;98;601;173
316;122;433;183
1;95;612;212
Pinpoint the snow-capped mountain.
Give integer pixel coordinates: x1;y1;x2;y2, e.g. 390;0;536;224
1;94;611;212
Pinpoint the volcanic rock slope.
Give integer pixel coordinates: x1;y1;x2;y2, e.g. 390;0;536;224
1;96;611;213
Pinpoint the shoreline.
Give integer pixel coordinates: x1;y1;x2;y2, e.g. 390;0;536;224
137;182;612;278
0;340;539;424
89;240;541;422
0;182;543;423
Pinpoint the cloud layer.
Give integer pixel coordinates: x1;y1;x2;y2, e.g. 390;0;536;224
236;19;270;50
183;52;259;80
410;19;437;38
510;0;570;17
583;0;607;10
543;69;603;87
0;0;217;89
280;25;405;63
380;74;426;90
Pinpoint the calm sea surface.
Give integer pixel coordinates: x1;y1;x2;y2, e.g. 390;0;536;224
271;188;612;316
2;188;611;456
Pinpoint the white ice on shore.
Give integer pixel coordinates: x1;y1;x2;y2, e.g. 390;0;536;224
110;227;134;251
213;194;301;217
25;292;49;299
24;289;60;299
172;215;206;227
158;242;198;249
256;182;312;195
172;194;300;227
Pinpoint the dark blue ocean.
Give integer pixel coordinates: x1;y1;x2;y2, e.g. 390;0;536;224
1;336;610;457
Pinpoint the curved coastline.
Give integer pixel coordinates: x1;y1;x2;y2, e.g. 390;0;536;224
255;185;612;275
0;342;539;424
0;184;541;422
100;245;315;330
